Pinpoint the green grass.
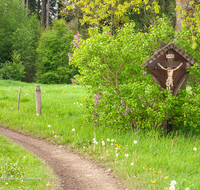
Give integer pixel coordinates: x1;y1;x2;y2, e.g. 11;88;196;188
0;135;59;190
0;80;200;190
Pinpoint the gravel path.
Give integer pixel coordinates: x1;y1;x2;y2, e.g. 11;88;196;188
0;126;125;190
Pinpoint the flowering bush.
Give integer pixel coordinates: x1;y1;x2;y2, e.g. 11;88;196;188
70;16;200;130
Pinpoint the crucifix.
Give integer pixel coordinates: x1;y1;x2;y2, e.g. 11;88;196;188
157;62;183;91
144;42;195;133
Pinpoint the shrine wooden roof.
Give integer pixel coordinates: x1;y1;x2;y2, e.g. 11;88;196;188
144;42;195;67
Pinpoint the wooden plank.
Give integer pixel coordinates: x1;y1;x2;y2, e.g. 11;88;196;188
173;73;188;96
147;61;188;67
148;71;162;88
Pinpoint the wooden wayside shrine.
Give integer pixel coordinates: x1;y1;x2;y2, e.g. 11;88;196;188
144;42;195;95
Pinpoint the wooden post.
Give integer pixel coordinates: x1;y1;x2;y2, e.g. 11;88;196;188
35;84;41;115
17;86;21;111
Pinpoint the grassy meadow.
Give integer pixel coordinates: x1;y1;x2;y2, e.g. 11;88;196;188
0;80;200;190
0;135;60;190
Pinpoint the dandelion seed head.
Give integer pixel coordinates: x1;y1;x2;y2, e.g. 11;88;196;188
169;185;175;190
170;180;177;186
101;141;105;146
193;147;197;151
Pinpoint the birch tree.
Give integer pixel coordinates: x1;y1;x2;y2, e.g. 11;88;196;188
66;0;160;34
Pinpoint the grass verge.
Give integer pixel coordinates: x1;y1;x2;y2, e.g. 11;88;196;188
0;135;60;190
0;80;200;190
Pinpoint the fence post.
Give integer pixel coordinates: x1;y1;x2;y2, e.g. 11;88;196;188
35;84;41;115
17;86;21;111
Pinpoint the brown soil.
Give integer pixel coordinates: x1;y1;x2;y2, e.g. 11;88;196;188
0;126;125;190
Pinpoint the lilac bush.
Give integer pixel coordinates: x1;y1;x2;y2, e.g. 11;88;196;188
69;17;200;130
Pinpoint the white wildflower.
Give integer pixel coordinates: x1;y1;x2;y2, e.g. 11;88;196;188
185;188;190;190
72;128;75;132
111;139;114;142
170;180;177;186
107;138;110;142
48;125;51;127
134;140;137;144
125;153;129;157
193;147;197;151
131;162;134;165
101;141;105;146
111;143;113;146
169;185;175;190
116;154;119;157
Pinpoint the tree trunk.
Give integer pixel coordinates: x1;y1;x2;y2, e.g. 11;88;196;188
37;0;40;18
176;0;191;32
41;0;47;28
46;0;50;29
26;0;28;9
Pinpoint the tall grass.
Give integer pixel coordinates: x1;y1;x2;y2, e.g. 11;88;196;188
0;80;200;190
0;135;59;190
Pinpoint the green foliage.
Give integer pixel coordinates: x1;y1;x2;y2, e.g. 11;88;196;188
0;52;25;81
11;15;40;82
36;19;78;84
1;80;200;189
70;16;200;130
66;0;160;33
0;0;40;82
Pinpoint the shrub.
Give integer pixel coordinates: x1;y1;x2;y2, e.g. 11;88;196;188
36;19;78;84
0;52;25;81
0;0;40;82
70;16;200;131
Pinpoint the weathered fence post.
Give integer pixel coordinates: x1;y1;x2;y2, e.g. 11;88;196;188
35;84;41;115
17;86;21;111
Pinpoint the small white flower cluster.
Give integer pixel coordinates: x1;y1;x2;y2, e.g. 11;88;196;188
93;138;98;144
169;180;176;190
72;128;75;132
101;141;105;146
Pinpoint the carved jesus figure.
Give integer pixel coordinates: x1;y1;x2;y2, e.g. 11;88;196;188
157;63;183;90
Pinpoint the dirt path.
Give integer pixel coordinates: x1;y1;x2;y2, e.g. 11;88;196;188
0;126;125;190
